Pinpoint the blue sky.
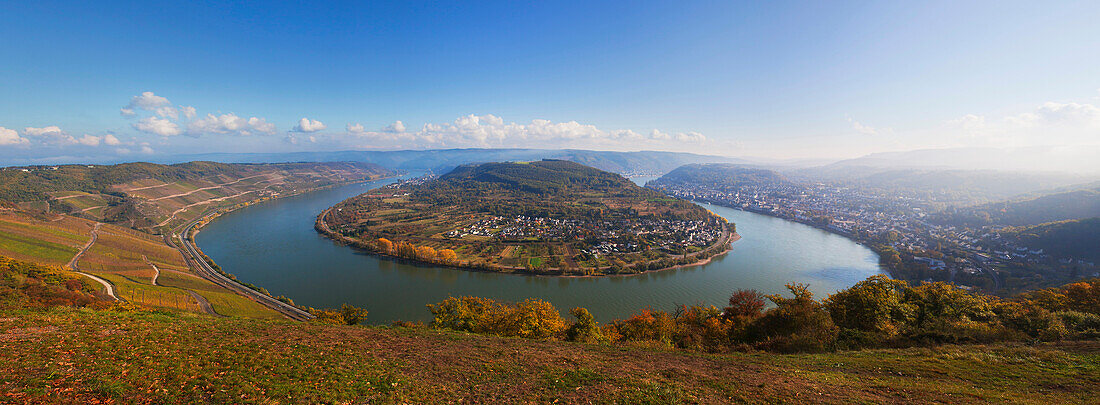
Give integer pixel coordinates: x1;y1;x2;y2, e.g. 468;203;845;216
1;1;1099;163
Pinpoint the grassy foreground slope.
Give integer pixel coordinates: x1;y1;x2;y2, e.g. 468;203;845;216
1;306;1097;404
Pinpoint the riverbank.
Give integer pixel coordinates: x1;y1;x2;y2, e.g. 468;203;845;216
693;200;898;279
174;174;398;319
315;207;736;277
196;191;883;323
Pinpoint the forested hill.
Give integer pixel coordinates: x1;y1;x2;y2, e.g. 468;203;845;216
437;160;643;196
648;164;787;189
1001;218;1100;263
0;161;390;203
936;186;1100;226
412;160;713;221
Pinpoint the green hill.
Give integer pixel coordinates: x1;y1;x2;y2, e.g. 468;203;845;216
1002;217;1100;262
649;164;787;189
939;187;1100;226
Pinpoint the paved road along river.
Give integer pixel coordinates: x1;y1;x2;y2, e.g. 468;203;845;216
196;176;884;324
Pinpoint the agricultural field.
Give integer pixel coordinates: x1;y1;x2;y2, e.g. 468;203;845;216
97;273;204;313
0;208;284;319
79;224;188;281
154;270;282;318
0;211;93;266
0;161;393;233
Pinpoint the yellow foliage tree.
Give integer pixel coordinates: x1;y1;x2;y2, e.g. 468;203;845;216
376;238;393;253
437;249;458;264
416;246;437;261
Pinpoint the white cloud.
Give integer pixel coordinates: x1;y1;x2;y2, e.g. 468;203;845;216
1005;102;1100;129
945;100;1100;147
0;126;29;146
126;91;171;110
383;120;406;133
347;122;366;133
188;113;276;136
103;134;121;146
154;106;178;119
140;145;154;154
248;117;276;134
676;131;706;142
77;134;102;146
180;106;196;119
23;126;78;145
133;116;183;136
292;117;327;132
846;117;878;135
339;114;708;151
23;126;64;137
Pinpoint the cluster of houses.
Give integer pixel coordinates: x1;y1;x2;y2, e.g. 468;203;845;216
653;179;1098;287
444;215;722;253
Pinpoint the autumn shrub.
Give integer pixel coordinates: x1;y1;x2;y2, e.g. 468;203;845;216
428;296;565;339
824;275;914;347
998;303;1066;341
501;299;567;339
1055;310;1100;338
607;309;676;346
747;283;837;353
310;304;369;325
428;296;505;334
672;305;731;351
723;289;765;342
901;281;1006;344
566;307;603;343
0;256;100;309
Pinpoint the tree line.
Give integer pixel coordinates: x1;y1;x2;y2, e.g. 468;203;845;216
422;275;1100;353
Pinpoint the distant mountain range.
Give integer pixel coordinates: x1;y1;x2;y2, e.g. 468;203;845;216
172;149;744;176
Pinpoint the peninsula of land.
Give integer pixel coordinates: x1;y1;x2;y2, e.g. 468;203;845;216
318;160;733;276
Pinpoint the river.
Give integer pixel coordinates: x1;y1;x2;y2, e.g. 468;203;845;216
196;176;884;324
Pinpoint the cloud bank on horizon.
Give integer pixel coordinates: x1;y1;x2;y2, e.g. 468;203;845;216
2;88;1100;172
0;91;723;163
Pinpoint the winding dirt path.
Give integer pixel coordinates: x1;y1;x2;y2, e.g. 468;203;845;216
68;223;119;300
142;255;160;285
186;291;223;317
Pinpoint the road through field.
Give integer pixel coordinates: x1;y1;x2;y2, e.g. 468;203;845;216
173;217;314;321
67;223;118;300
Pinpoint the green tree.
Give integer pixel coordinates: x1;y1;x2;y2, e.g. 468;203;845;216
566;307;603;343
